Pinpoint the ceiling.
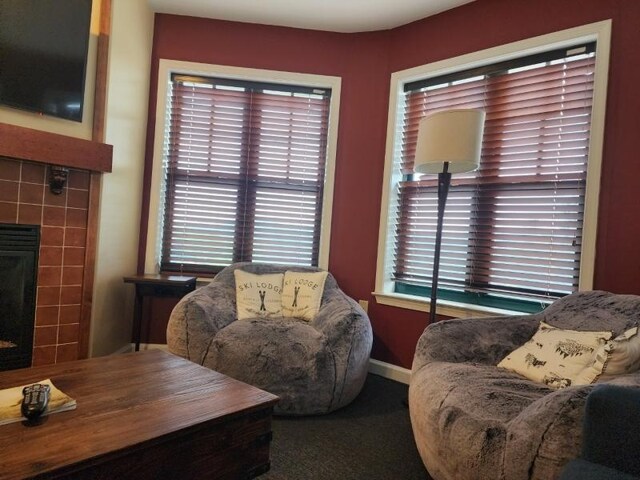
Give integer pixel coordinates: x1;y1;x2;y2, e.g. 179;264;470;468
147;0;476;33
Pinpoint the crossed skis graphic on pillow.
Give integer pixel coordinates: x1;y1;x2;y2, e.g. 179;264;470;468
258;291;267;311
257;286;300;312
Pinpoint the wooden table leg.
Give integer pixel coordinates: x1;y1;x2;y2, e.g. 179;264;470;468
132;287;143;352
124;275;197;351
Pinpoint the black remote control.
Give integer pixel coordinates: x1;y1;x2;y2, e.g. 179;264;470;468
21;384;50;420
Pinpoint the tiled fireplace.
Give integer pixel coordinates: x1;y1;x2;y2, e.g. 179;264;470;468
0;159;91;367
0;122;112;370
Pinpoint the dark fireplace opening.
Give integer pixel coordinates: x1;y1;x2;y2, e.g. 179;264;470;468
0;224;39;371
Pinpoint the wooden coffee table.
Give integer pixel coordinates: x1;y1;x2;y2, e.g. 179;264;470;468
0;350;279;479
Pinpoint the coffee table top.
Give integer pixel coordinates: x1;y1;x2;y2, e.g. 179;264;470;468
0;350;278;479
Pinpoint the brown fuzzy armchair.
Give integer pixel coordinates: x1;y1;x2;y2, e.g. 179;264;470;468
167;263;373;416
409;291;640;480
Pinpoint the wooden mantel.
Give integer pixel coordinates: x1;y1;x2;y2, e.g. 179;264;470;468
0;122;113;173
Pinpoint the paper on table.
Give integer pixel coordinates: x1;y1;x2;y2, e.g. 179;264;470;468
0;379;76;426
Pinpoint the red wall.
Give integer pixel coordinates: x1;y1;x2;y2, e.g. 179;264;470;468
142;0;640;369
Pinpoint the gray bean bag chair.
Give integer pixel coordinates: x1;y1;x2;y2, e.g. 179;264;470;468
409;290;640;480
167;263;373;416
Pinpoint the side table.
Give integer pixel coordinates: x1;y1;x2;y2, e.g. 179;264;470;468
123;274;197;351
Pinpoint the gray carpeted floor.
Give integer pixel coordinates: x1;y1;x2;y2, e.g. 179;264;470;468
262;374;431;480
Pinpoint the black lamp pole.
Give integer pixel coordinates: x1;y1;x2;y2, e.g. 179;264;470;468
429;161;451;324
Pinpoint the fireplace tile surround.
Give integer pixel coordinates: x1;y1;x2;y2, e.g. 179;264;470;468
0;120;113;370
0;158;89;366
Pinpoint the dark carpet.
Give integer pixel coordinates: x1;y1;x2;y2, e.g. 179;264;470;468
262;374;431;480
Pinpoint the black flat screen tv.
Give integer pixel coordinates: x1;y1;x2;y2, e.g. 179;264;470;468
0;0;93;123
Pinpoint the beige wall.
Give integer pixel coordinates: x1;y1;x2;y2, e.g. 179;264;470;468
89;0;154;356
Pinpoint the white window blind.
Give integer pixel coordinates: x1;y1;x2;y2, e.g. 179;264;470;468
161;75;331;274
393;43;596;311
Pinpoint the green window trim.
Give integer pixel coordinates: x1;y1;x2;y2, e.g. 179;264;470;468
394;282;550;314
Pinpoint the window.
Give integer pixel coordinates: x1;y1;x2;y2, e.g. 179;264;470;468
146;62;341;275
375;22;610;316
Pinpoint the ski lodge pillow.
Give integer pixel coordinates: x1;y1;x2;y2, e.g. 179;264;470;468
281;271;328;321
498;322;612;389
234;270;284;320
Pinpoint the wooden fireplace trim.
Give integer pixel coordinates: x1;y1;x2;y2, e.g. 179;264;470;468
0;123;112;173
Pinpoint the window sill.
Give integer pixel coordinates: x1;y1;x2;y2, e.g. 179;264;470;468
372;291;534;319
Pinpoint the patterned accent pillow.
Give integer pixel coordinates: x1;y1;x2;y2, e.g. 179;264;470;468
234;270;284;320
498;322;612;389
598;327;640;379
281;271;328;321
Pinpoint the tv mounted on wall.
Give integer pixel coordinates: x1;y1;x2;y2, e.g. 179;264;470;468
0;0;93;123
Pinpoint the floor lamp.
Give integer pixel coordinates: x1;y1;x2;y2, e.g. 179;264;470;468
413;109;486;323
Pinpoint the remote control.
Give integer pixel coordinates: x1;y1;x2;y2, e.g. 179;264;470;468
21;384;50;420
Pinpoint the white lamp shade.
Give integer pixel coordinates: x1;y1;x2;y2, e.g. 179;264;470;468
414;109;486;175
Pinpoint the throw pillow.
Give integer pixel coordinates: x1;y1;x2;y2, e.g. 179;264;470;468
281;271;328;321
234;270;284;320
497;322;612;389
598;327;640;379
